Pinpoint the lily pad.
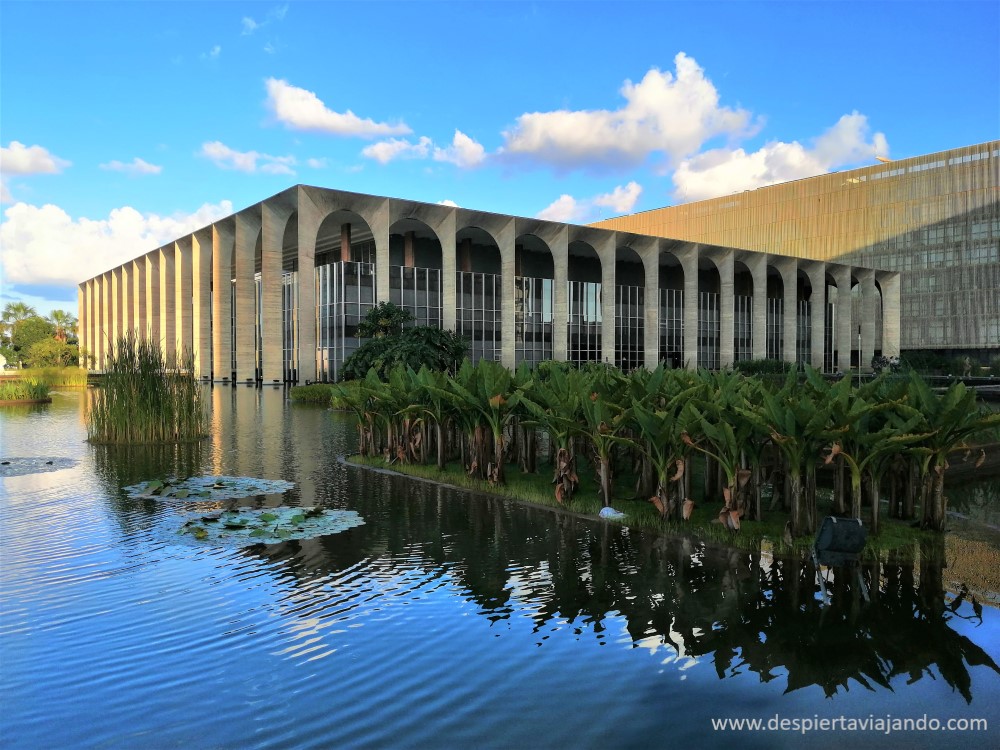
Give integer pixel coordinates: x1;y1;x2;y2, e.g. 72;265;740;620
169;506;364;547
124;475;295;502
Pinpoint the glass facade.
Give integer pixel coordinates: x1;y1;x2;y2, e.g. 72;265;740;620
824;300;836;373
568;280;602;365
734;294;753;362
456;270;501;364
796;299;811;368
697;291;720;370
767;297;784;361
389;265;442;328
659;289;684;368
514;276;553;368
316;261;375;382
282;271;298;382
615;285;644;371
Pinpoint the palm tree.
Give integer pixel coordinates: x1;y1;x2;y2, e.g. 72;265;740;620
2;301;38;340
47;309;77;343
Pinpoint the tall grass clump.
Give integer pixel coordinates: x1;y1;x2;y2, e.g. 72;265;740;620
0;378;50;401
87;332;206;444
17;366;90;387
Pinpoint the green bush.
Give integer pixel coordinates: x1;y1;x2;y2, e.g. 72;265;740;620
87;332;206;444
731;358;794;375
289;383;336;403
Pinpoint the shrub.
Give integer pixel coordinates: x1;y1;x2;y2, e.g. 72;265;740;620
732;358;794;376
87;332;206;444
289;383;336;404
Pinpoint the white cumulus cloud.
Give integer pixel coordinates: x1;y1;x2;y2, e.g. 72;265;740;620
265;78;411;138
501;53;753;172
361;137;432;165
201;45;221;60
536;182;643;223
199;141;296;175
671;112;889;202
99;157;163;176
433;130;486;168
1;141;71;175
437;199;459;208
0;199;234;287
306;157;328;169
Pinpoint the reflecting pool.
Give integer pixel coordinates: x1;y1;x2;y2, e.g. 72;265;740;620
2;388;999;749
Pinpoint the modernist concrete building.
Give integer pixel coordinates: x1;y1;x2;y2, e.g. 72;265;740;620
593;141;1000;359
78;186;898;384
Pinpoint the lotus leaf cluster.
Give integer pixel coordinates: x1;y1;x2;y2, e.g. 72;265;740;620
172;506;365;547
125;475;295;502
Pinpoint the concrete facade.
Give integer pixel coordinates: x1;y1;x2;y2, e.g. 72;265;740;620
79;186;896;381
593;141;1000;357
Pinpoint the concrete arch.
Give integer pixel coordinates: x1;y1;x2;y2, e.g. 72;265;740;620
315;209;377;267
455;225;501;274
515;233;554;278
390;217;443;270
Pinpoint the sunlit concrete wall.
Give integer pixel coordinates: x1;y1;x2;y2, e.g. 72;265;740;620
592;142;1000;353
78;186;896;380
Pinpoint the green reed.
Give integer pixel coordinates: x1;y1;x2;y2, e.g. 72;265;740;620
87;332;206;444
0;378;51;401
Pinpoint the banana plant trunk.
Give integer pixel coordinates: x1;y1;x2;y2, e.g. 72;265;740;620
866;471;881;535
922;466;947;531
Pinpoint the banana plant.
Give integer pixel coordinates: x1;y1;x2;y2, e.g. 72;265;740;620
520;365;588;503
578;367;631;507
684;370;761;520
404;365;458;469
823;377;930;535
904;373;1000;531
628;367;700;520
434;359;528;485
754;367;838;537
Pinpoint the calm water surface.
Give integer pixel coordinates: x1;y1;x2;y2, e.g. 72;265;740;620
2;388;999;749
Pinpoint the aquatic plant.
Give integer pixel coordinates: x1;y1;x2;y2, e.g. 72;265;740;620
87;332;206;444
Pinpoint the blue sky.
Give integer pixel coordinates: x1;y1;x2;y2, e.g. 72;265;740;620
2;0;997;316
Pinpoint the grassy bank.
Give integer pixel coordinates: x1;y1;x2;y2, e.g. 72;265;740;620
0;367;89;387
349;454;937;558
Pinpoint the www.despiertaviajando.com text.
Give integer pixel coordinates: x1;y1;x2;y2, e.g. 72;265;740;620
711;714;988;735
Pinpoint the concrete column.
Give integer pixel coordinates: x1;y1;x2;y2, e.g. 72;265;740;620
592;235;614;365
340;223;352;262
234;211;260;383
639;240;659;369
296;192;320;383
774;258;797;365
832;265;853;373
878;271;901;357
860;269;877;371
192;229;213;379
120;262;132;338
716;250;735;368
101;271;112;369
175;238;193;364
110;267;121;355
550;226;569;362
133;259;146;344
371;198;391;305
261;202;287;383
806;262;826;370
145;252;160;344
681;248;698;370
212;222;234;381
87;279;96;368
438;210;457;333
498;218;517;369
748;254;767;360
158;246;176;359
78;283;87;370
404;231;415;267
